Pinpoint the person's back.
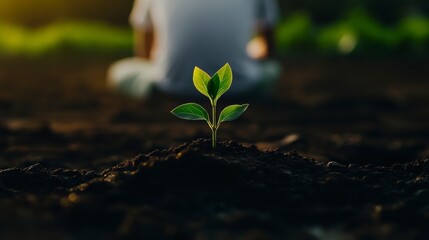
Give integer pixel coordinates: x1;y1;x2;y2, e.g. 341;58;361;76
109;0;279;98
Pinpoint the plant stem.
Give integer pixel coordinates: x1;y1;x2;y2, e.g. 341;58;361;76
211;102;217;149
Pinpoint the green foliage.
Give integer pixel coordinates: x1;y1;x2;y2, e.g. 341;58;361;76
276;11;429;56
397;16;429;53
171;103;209;122
0;21;132;57
214;64;233;101
207;73;221;100
171;64;249;149
219;104;249;124
192;67;211;98
276;13;313;54
316;10;399;54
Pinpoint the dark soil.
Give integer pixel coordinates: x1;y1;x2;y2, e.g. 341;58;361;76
0;57;429;239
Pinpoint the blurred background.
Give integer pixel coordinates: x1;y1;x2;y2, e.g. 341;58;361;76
1;0;428;57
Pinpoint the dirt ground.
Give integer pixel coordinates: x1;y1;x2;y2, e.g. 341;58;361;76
0;57;428;239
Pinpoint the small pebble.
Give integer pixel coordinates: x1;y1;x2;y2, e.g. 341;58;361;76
281;134;300;145
414;189;429;199
26;163;43;171
348;164;358;169
327;161;345;169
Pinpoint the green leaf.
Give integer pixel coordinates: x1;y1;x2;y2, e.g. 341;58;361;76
218;104;249;124
207;73;220;100
171;103;210;122
215;63;233;101
193;67;211;98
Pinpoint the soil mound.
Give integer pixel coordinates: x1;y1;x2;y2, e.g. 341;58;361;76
1;140;428;239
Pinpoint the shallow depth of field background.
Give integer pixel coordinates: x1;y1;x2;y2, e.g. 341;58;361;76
2;2;429;239
0;0;428;58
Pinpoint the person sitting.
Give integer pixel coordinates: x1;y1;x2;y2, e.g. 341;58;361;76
108;0;281;98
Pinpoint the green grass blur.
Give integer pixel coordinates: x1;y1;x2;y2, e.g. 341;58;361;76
0;21;133;57
277;11;429;56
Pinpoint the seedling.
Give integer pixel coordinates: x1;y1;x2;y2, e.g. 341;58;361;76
171;63;249;149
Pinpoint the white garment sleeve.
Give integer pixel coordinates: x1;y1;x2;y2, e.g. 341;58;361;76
129;0;152;29
258;0;280;27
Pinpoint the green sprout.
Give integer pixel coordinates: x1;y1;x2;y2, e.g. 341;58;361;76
171;63;249;149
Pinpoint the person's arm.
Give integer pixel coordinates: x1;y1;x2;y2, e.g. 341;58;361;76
134;28;155;59
261;27;275;59
248;0;278;60
130;0;155;59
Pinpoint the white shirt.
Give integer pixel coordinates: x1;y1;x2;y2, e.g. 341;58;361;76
130;0;279;95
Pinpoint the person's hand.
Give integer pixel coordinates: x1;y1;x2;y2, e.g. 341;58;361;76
247;36;269;60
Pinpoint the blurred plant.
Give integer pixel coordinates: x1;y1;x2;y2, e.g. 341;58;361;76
0;21;132;57
276;13;314;54
171;64;249;149
317;9;399;55
397;16;429;53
